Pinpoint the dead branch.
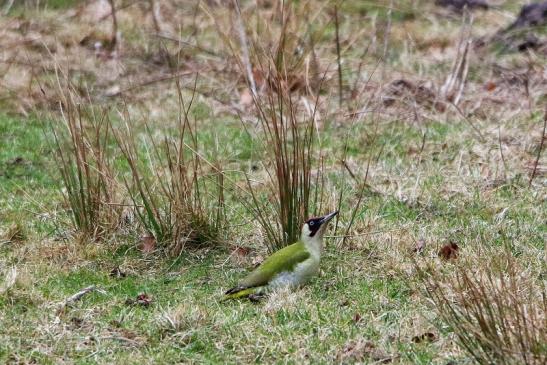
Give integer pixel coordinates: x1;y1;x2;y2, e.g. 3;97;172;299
57;285;105;313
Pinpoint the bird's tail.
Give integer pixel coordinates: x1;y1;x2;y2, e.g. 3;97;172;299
221;286;263;301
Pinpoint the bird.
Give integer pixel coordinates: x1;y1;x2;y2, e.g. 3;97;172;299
223;210;338;301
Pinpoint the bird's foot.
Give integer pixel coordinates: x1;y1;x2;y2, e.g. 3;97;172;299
248;293;266;303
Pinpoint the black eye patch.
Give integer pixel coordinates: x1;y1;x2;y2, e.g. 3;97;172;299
306;218;323;237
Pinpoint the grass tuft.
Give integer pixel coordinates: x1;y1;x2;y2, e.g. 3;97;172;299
219;2;326;251
114;81;225;253
50;85;122;240
418;253;546;365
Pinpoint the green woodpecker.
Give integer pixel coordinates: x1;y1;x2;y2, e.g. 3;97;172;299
223;211;338;300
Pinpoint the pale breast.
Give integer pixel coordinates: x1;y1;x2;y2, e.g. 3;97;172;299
269;257;319;289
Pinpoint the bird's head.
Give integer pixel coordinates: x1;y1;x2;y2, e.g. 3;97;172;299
301;211;339;241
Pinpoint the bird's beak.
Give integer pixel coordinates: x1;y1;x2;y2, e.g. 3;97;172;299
320;210;339;225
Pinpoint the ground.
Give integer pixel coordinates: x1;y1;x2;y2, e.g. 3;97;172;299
0;1;546;364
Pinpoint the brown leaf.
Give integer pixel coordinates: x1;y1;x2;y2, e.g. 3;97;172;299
438;242;459;260
412;332;437;343
229;245;253;266
484;81;497;92
252;68;266;90
353;313;362;323
137;234;156;254
125;293;153;307
383;79;442;112
231;245;251;258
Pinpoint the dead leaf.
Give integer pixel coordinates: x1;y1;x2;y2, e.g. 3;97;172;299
108;327;147;346
383;79;443;112
412;332;437;343
125;293;153;307
484;81;497;92
0;266;18;295
252;67;266;90
438;242;459;260
352;313;362;323
137;234;156;254
231;245;251;258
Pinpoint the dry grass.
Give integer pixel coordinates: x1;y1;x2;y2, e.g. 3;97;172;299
217;2;328;251
114;81;225;252
50;81;122;240
419;253;546;364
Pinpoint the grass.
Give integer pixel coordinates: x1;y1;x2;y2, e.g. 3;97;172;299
114;83;225;251
1;0;546;364
0;115;59;237
419;253;546;364
50;87;122;240
1;108;544;363
0;244;433;363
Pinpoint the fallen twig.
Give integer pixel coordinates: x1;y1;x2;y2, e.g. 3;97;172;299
58;285;105;313
65;286;97;304
529;109;547;187
106;71;195;96
327;227;406;239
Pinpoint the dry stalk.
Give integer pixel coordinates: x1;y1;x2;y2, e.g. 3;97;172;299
528;109;547;187
114;79;224;252
440;12;473;105
418;254;546;365
50;79;122;240
215;1;328;251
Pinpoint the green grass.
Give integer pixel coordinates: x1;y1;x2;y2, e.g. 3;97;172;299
0;115;60;236
44;0;82;9
3;0;83;16
1;109;544;363
0;246;434;364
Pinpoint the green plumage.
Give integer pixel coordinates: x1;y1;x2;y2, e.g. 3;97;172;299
222;287;263;301
224;241;310;299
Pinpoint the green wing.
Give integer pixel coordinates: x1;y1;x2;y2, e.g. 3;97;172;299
239;241;310;289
